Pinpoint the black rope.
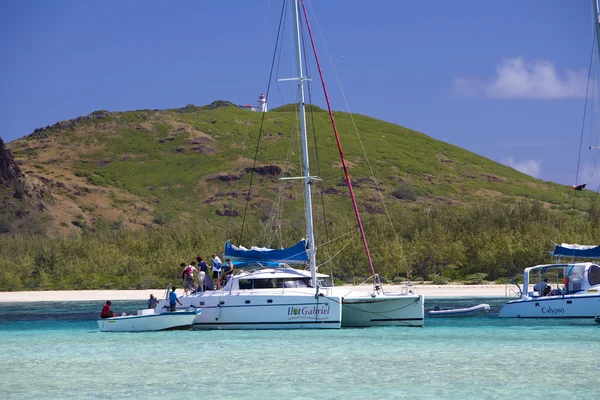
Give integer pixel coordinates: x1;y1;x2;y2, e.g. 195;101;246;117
238;0;287;246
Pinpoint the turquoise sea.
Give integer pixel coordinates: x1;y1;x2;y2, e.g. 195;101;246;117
0;297;598;400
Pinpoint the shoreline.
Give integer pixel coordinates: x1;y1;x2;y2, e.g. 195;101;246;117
0;284;514;303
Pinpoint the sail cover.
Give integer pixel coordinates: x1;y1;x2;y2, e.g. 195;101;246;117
224;240;308;264
552;243;600;258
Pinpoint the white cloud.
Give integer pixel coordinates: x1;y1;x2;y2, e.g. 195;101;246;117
454;57;587;99
503;157;542;178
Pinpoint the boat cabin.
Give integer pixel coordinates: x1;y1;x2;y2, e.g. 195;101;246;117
223;267;332;291
522;262;600;298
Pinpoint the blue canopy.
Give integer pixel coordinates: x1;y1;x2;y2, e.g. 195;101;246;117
552;243;600;259
224;239;309;265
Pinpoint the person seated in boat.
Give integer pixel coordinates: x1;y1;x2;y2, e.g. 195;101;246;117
169;287;183;312
148;294;157;309
533;278;551;296
100;301;116;319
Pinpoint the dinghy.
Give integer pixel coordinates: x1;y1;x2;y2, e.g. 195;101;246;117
428;304;490;318
98;309;200;332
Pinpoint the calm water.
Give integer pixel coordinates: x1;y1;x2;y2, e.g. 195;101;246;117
0;298;598;399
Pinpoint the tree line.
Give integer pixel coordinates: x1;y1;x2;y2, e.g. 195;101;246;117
1;199;598;291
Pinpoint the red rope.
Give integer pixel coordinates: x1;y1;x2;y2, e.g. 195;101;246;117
299;0;376;277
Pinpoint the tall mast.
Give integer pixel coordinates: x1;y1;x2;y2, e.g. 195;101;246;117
594;1;600;56
292;0;318;290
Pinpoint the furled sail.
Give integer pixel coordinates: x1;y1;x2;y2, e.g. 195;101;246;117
224;239;309;264
552;243;600;259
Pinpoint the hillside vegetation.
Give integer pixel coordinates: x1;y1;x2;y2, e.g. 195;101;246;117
1;102;597;290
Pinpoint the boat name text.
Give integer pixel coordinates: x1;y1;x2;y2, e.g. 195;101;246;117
287;305;330;316
541;306;565;315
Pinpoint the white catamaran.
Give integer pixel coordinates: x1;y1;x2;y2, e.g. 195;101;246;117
156;0;424;329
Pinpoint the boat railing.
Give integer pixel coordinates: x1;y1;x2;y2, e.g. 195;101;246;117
504;282;522;299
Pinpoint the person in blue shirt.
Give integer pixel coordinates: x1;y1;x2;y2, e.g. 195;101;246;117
169;287;183;311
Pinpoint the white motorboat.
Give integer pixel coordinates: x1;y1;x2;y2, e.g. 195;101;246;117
499;3;600;320
428;304;490;318
499;261;600;319
98;309;200;332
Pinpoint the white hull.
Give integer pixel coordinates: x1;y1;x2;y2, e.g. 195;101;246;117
499;294;600;318
158;290;342;330
98;310;199;332
428;303;490;318
333;289;424;327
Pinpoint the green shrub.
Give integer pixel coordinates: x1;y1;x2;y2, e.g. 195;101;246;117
391;184;417;201
430;274;450;285
464;273;488;285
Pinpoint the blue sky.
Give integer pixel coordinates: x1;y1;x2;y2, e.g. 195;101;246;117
1;0;599;188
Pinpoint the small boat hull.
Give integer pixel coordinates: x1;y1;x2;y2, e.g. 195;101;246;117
428;303;490;318
98;310;200;332
338;292;424;327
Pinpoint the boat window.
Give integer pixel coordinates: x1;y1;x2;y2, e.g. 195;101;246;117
277;279;304;288
253;279;275;289
239;279;252;290
318;278;333;287
588;265;600;286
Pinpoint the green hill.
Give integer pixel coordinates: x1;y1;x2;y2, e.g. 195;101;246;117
4;101;589;233
0;101;597;290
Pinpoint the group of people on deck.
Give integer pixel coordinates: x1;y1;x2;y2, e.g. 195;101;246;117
181;254;234;295
99;253;235;318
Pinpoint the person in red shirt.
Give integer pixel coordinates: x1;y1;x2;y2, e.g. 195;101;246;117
100;301;116;319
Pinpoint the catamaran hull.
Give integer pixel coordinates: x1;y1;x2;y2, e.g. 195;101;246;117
340;294;424;327
498;294;600;318
159;293;342;330
97;310;199;332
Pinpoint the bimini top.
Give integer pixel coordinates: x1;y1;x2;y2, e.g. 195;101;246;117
224;239;308;265
552;243;600;259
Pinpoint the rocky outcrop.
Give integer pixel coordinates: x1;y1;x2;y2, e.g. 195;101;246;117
204;100;236;110
245;165;282;176
0;138;51;234
0;137;23;188
27;110;111;139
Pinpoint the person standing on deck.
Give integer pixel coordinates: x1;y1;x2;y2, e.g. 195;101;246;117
196;256;207;292
211;253;222;290
183;262;197;295
169;287;183;311
221;259;234;286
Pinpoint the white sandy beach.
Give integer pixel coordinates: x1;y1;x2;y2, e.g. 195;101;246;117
0;284;514;303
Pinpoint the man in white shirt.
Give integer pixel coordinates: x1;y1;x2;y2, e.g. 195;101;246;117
212;253;222;290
